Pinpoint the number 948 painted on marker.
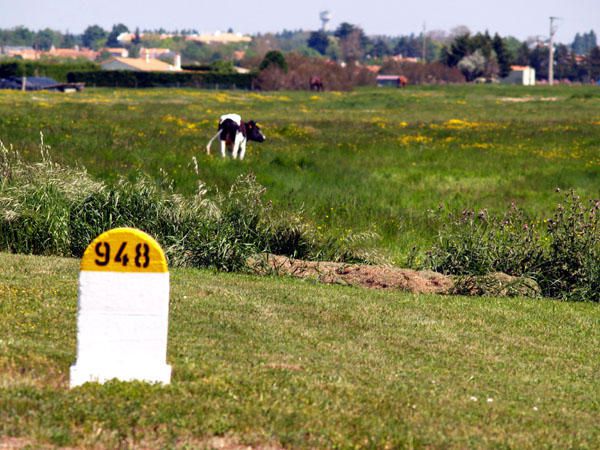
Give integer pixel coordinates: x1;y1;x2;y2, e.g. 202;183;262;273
80;228;168;273
94;241;150;268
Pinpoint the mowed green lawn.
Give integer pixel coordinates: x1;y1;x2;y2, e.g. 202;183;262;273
0;85;598;261
1;252;598;448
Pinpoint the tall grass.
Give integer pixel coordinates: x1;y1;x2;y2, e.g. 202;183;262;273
0;134;101;255
0;137;373;270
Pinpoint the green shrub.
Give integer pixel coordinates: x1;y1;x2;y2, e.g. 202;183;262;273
426;191;600;301
426;205;545;276
260;214;316;259
68;177;184;258
67;172;272;271
541;191;600;300
259;50;288;72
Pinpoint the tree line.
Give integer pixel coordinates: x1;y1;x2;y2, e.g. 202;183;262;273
305;25;599;82
439;30;599;82
1;24;599;82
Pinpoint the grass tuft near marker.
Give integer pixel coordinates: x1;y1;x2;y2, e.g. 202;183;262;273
70;227;171;388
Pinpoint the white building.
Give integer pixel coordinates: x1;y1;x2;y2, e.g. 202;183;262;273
503;66;536;86
101;53;182;72
185;31;251;44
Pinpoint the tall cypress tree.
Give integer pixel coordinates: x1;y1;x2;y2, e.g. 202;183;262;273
572;33;584;54
529;46;549;80
586;31;598;53
554;44;575;80
492;33;512;77
472;31;493;58
307;31;329;55
515;42;530;66
442;33;472;67
572;31;598;55
106;24;129;47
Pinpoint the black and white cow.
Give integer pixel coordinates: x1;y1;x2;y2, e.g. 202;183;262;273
205;113;266;160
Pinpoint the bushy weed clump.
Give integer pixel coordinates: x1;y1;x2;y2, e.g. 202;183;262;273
426;191;600;301
0;135;101;256
0;138;371;270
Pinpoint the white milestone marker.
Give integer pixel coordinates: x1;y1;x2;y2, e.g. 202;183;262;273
70;227;171;388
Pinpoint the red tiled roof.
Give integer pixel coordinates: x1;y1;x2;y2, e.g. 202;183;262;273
102;56;181;72
366;65;381;73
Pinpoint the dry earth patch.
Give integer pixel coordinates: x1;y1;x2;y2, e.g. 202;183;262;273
249;255;541;297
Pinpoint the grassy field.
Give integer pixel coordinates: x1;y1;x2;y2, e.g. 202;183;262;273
1;251;599;448
0;85;598;262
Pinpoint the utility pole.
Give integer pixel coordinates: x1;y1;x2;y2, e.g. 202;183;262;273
422;22;427;63
548;16;559;85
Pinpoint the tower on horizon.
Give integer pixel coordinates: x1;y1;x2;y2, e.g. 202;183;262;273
319;11;331;31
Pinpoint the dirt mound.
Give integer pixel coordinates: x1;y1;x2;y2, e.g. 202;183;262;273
248;255;540;298
249;255;453;294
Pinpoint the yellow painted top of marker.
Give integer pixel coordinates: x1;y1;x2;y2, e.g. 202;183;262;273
80;227;168;273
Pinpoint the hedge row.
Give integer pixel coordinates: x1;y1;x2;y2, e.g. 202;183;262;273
67;70;256;89
0;60;99;82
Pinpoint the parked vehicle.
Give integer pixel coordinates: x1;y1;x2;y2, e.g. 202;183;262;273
0;76;84;92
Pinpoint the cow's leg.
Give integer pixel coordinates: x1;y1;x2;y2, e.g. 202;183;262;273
232;132;244;159
239;138;247;160
220;139;227;158
206;130;221;154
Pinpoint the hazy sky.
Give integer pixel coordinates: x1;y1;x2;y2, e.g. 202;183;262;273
0;0;598;43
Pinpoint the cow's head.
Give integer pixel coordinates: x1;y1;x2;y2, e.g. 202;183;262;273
245;120;266;143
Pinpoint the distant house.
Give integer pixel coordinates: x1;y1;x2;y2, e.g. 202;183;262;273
139;48;173;59
100;54;182;72
503;66;536;86
389;55;420;64
102;48;129;58
2;46;39;60
2;46;99;61
376;75;408;88
47;46;99;61
185;31;251;44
